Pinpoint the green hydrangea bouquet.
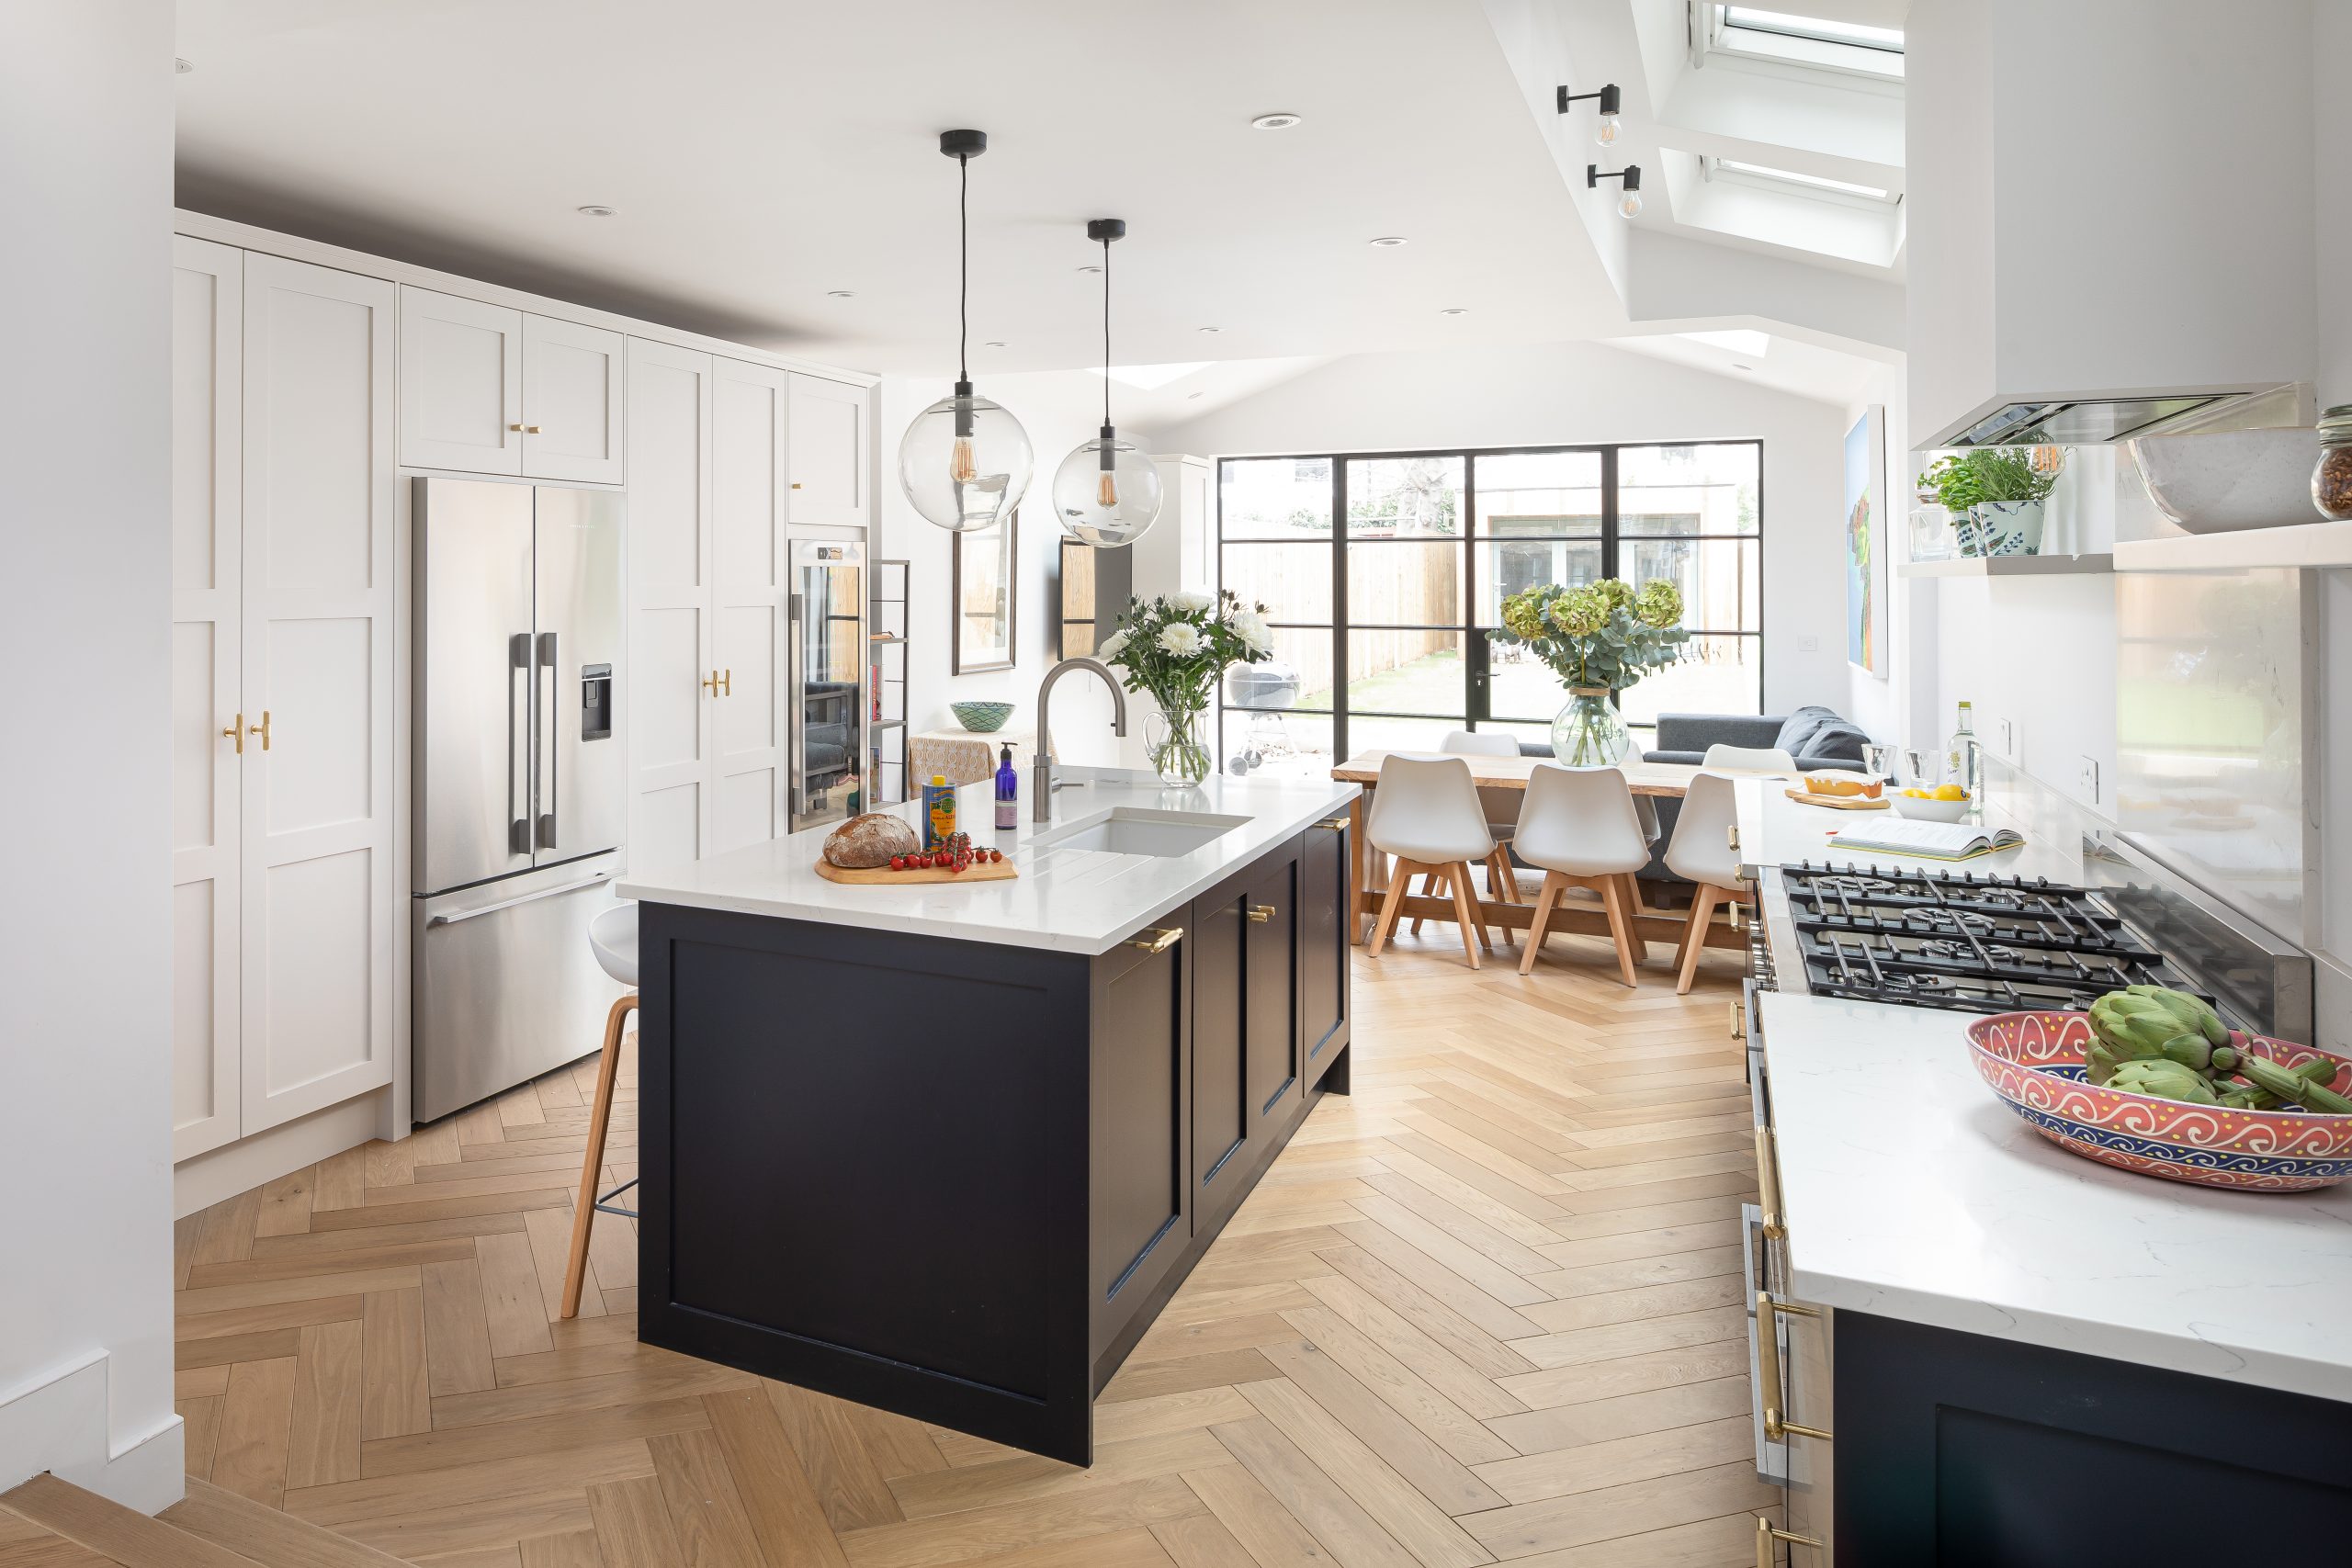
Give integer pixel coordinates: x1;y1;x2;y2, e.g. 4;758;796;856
1493;578;1688;765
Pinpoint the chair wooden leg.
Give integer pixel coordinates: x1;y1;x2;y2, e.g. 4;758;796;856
1487;849;1518;948
1519;872;1566;975
561;992;639;1320
1619;874;1650;962
1444;862;1485;969
1368;860;1418;956
1599;874;1640;987
1677;884;1722;995
1409;871;1439;937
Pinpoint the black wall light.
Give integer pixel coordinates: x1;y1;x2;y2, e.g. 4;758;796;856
1588;163;1643;219
1556;83;1623;146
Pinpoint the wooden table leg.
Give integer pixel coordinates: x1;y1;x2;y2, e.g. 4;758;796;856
1348;792;1368;944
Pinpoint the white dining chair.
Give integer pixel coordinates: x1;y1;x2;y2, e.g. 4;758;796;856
1365;753;1498;968
1701;743;1799;776
1512;763;1652;984
1408;729;1523;937
1662;771;1747;993
560;903;639;1319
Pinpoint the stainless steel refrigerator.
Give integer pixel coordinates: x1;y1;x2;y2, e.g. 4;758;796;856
412;477;628;1123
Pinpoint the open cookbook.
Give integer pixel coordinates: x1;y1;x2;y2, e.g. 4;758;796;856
1825;818;2027;862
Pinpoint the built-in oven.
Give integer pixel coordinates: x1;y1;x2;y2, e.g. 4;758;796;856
786;536;865;833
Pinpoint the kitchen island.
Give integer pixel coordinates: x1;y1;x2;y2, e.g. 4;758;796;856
614;767;1359;1465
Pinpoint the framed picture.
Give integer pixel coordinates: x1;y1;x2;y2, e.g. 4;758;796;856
952;509;1018;674
1846;405;1888;677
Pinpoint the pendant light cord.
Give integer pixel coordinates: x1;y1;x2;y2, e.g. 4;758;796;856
1102;236;1113;425
957;153;970;386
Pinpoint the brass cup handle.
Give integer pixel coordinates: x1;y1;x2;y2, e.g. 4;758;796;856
1754;1290;1831;1443
1730;999;1747;1040
790;481;804;490
1315;817;1348;830
1126;927;1182;953
222;713;244;754
1247;905;1276;924
1754;1124;1785;1239
1756;1517;1824;1565
249;711;271;751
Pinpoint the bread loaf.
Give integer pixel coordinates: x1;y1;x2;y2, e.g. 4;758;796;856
822;812;922;869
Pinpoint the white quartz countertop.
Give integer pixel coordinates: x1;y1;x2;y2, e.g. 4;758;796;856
1733;777;2086;886
1757;987;2352;1403
616;767;1359;956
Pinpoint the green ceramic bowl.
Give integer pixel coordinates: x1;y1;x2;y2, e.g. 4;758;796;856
950;701;1014;733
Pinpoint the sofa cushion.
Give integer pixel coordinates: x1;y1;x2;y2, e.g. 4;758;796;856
1775;705;1869;765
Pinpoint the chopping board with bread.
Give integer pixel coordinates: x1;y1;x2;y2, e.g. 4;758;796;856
816;813;1016;885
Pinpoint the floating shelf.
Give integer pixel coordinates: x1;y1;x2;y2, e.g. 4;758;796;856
2111;519;2352;572
1897;553;2114;579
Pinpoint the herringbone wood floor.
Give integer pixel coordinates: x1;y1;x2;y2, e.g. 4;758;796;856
172;917;1765;1568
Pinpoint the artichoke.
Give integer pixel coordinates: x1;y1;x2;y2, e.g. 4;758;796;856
2109;1059;2221;1105
2120;984;2228;1046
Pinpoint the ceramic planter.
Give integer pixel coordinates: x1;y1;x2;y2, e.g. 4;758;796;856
1957;499;2046;557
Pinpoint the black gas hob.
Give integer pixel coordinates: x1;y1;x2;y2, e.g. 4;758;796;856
1778;862;2200;1015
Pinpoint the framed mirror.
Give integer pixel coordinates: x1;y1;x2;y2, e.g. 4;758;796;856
952;509;1018;673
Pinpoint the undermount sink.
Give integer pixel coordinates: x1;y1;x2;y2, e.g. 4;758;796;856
1035;807;1252;858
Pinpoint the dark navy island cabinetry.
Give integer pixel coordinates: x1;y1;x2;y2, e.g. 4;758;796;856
633;813;1353;1465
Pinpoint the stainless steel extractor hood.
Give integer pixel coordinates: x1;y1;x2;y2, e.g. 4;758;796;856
1942;385;2302;447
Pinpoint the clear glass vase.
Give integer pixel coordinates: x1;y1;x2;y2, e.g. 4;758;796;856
1550;688;1632;767
1148;701;1213;786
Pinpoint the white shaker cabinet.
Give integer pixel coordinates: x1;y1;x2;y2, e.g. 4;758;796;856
710;357;793;854
786;372;869;529
625;338;718;874
170;235;245;1162
399;286;624;482
240;254;401;1133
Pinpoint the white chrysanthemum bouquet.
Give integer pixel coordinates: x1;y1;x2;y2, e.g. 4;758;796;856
1098;589;1272;784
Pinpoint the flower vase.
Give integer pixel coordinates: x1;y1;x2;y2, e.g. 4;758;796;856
1148;701;1213;786
1550;688;1632;767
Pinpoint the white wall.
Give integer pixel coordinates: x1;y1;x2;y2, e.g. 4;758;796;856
1151;338;1871;726
0;0;183;1511
874;370;1155;770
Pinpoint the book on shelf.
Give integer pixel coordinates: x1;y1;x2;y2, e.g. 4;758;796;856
1825;818;2026;862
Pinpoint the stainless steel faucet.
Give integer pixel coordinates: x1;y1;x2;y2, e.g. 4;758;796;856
1033;657;1129;820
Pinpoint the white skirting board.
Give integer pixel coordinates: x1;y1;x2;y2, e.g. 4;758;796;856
172;1089;391;1220
0;1352;184;1515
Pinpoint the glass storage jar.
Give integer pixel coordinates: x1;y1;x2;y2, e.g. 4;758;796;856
2314;405;2352;521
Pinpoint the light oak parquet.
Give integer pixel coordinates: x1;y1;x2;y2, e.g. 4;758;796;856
173;921;1770;1566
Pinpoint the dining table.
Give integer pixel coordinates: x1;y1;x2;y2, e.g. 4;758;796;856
1328;750;1750;956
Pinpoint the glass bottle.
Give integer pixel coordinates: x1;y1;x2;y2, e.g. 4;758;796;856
994;744;1018;830
1945;701;1983;800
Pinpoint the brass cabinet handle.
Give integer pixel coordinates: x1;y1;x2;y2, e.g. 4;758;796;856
1727;823;1741;852
1754;1124;1785;1239
249;711;271;751
790;481;804;490
526;424;543;434
1754;1291;1831;1442
718;668;731;696
509;423;525;433
1248;905;1276;923
702;671;720;696
1126;927;1182;953
1756;1517;1824;1566
1730;999;1747;1040
1315;817;1348;830
222;713;244;754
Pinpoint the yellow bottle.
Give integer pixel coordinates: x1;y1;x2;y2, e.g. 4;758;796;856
922;773;956;851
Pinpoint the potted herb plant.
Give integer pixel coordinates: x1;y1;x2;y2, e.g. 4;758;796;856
1494;579;1688;766
1917;446;2063;557
1098;590;1273;784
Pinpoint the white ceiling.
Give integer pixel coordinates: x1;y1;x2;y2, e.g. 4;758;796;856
174;0;1634;376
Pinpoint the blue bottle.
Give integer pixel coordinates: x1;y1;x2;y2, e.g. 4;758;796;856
994;744;1018;830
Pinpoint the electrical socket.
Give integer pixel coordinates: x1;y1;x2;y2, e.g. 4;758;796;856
1995;716;2017;761
1797;635;1820;653
2078;755;2099;805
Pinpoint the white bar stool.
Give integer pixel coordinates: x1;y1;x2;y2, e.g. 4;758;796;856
560;903;639;1320
1512;763;1652;984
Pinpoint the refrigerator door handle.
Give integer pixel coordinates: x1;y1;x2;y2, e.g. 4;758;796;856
787;592;806;816
425;867;616;926
509;633;533;856
537;630;560;852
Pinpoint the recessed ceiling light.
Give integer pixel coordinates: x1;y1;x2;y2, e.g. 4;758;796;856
1077;265;1102;275
1250;112;1303;130
1368;236;1408;248
1197;326;1222;334
826;289;856;299
175;57;194;74
1187;391;1205;400
1732;363;1756;372
983;341;1008;349
1439;308;1469;316
576;205;616;218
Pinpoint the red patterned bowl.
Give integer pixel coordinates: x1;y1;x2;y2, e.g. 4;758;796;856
1964;1011;2352;1191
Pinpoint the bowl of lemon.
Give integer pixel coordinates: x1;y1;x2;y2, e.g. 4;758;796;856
1892;784;1973;822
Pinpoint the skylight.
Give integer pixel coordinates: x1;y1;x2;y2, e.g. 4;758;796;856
1705;6;1904;79
1707;155;1896;205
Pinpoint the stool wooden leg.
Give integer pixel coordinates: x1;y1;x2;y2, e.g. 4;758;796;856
561;992;639;1321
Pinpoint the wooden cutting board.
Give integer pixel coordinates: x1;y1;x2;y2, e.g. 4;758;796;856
814;855;1019;886
1785;788;1890;811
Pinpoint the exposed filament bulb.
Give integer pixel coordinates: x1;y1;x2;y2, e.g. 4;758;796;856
951;436;978;485
1097;470;1119;508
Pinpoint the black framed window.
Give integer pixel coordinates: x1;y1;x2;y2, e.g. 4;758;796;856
1216;440;1763;774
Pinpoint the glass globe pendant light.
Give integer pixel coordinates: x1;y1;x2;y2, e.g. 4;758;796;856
897;130;1032;534
1051;219;1162;547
